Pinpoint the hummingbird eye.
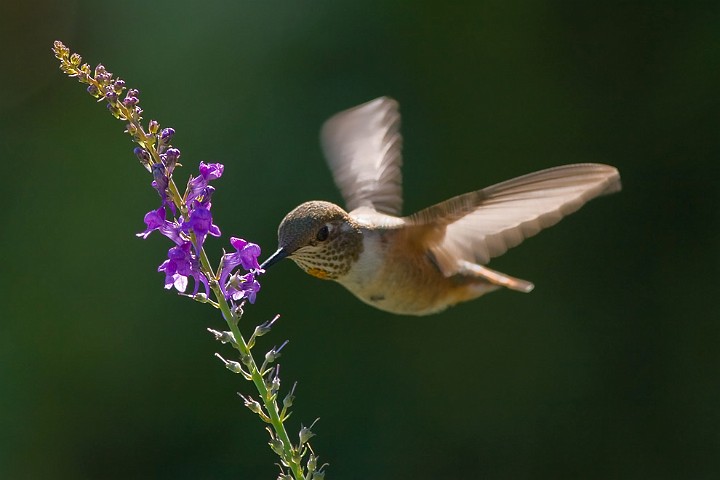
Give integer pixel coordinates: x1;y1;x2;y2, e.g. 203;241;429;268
316;225;330;242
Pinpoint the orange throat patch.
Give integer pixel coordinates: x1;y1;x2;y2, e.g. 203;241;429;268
306;267;331;280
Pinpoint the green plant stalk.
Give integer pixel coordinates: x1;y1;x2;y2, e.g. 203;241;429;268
197;245;304;480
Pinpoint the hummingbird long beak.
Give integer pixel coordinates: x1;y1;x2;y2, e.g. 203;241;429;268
260;247;289;270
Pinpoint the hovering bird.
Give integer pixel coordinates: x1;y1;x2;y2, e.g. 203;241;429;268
261;97;620;315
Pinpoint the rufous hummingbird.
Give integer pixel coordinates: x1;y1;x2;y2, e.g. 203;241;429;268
261;97;621;315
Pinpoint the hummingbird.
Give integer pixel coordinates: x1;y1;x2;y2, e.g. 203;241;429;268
261;97;621;316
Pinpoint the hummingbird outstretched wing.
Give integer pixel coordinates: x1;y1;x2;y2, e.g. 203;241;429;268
320;97;404;216
408;163;621;276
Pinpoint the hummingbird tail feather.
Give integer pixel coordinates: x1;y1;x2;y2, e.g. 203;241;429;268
457;261;535;293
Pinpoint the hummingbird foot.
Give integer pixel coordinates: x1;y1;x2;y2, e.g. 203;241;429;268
457;260;535;293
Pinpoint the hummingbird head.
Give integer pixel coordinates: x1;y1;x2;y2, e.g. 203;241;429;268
261;201;363;280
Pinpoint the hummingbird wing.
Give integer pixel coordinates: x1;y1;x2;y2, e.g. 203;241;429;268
320;97;404;216
408;163;621;277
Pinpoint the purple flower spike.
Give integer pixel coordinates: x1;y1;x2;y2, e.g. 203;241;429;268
158;241;210;296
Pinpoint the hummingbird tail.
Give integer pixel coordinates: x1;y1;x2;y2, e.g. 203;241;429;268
457;261;535;293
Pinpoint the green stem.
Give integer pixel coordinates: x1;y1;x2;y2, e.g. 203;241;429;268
200;247;304;479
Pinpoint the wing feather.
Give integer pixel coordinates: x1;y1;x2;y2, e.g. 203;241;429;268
320;97;403;215
408;164;621;275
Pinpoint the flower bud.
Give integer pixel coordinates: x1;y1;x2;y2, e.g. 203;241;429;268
163;147;180;174
192;292;209;303
283;382;297;410
265;366;281;395
207;328;235;344
269;437;285;457
123;95;138;107
224;360;243;374
265;340;289;364
306;454;317;473
239;394;264;415
134;147;151;168
113;78;126;94
254;315;280;338
160;127;175;144
299;421;317;446
94;64;106;78
106;103;122;119
214;352;247;375
240;352;253;368
52;41;69;59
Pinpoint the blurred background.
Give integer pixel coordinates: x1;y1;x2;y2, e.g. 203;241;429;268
1;1;719;478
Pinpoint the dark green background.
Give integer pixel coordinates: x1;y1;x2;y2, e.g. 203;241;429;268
1;1;719;479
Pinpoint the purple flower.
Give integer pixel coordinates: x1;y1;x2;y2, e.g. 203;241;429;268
94;64;111;84
226;272;261;304
160;127;175;144
113;79;126;93
199;162;223;181
182;204;221;252
104;86;117;101
225;237;262;271
196;185;215;208
136;207;184;245
186;162;224;205
151;163;175;215
157;241;209;296
123;89;139;107
220;237;262;301
161;147;180;176
134;146;150;161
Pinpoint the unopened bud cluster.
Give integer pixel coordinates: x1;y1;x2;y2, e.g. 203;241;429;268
210;316;326;479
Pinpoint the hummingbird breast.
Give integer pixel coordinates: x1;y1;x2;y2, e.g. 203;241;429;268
336;227;497;315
